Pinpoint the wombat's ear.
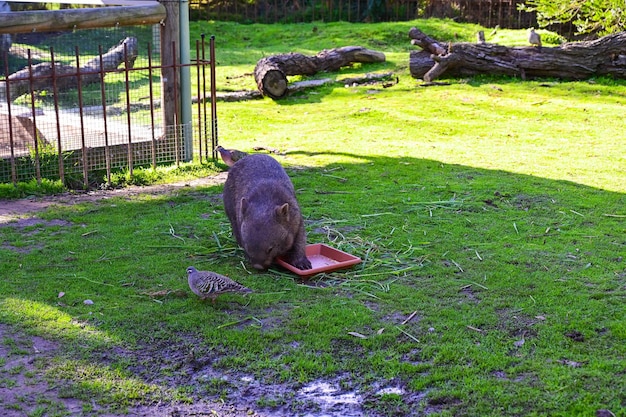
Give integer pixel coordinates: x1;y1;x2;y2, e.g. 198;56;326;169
276;203;290;221
240;198;248;215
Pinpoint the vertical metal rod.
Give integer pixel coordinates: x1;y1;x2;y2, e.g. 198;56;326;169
195;38;203;164
209;35;218;160
179;0;193;163
123;42;134;177
171;40;180;167
27;49;42;185
201;33;208;161
75;46;88;189
3;50;17;185
147;42;157;170
50;47;65;185
98;45;112;186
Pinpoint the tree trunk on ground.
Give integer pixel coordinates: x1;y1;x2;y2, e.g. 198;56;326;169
254;46;386;99
1;37;138;101
408;27;626;81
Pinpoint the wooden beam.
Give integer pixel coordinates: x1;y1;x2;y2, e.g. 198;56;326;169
3;0;159;5
0;4;166;34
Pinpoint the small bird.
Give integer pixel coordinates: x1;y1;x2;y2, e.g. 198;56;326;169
186;266;252;304
215;145;248;167
528;28;542;50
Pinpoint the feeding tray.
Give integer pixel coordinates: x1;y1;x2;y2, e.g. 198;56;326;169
276;243;361;277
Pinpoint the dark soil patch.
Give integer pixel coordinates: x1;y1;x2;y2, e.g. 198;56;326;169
0;173;228;223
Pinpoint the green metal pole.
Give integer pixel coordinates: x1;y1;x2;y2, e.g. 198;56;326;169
179;0;193;162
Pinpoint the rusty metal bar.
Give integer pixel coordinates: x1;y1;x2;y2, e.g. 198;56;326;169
195;38;203;164
123;41;134;177
27;50;42;185
147;42;157;170
3;51;17;185
171;40;180;167
74;46;89;189
50;47;65;185
98;45;112;186
209;35;218;160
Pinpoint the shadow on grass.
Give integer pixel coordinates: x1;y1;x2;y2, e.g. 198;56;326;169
0;153;624;416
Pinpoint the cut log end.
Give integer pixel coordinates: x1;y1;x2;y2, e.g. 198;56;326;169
258;69;288;99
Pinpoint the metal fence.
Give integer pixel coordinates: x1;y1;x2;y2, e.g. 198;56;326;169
0;26;217;188
190;0;536;28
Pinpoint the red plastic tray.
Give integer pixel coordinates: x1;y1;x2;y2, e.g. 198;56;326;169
276;243;361;277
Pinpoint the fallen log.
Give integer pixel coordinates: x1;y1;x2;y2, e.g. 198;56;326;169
208;72;395;102
254;46;386;99
1;37;138;101
408;27;626;81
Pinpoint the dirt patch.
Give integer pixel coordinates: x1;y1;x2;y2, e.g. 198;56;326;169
0;173;228;223
0;322;422;416
0;323;272;417
0;323;69;416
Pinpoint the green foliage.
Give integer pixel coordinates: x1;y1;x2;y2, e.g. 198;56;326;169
519;0;626;35
0;178;65;198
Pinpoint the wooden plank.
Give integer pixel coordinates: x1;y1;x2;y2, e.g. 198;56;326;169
0;4;166;34
3;0;159;5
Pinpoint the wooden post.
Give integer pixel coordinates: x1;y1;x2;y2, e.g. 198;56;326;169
159;0;180;145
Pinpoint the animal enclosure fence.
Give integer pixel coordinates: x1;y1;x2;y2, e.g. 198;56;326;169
0;23;217;189
190;0;536;29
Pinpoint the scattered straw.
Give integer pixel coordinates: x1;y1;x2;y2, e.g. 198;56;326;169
217;316;262;329
466;325;484;333
169;223;185;243
402;311;418;325
361;212;394;217
395;326;419;343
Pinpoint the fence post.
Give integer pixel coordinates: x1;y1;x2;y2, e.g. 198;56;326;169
159;0;181;156
179;0;193;162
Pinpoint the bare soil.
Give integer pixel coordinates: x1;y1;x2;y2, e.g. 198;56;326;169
0;174;228;223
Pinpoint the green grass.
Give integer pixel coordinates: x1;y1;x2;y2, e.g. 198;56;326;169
1;19;625;416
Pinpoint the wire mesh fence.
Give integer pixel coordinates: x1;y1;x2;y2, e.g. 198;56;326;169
190;0;536;29
0;25;217;188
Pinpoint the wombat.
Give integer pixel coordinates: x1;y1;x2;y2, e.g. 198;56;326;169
223;154;312;271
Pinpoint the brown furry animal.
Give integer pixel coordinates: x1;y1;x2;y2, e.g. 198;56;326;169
223;154;312;271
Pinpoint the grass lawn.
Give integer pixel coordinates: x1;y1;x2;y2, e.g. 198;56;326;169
1;19;625;416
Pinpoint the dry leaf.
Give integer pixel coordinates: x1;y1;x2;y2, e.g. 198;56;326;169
83;299;94;305
513;338;525;348
348;331;368;339
58;292;65;298
377;328;385;335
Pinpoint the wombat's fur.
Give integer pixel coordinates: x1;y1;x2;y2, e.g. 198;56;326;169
223;154;312;271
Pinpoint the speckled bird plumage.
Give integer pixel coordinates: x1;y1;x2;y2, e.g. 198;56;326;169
186;266;252;303
215;146;248;167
